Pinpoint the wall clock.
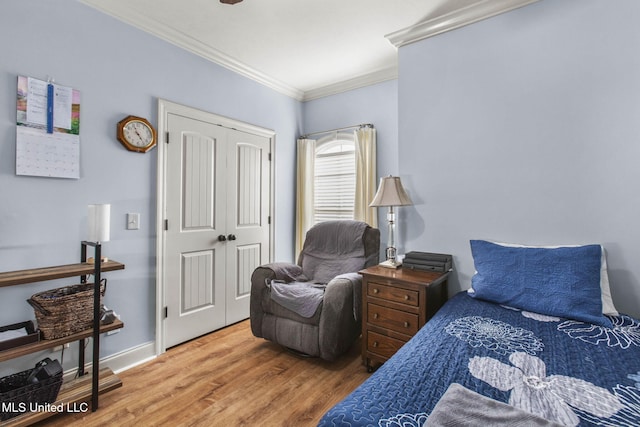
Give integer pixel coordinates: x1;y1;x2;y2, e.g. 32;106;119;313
117;115;157;153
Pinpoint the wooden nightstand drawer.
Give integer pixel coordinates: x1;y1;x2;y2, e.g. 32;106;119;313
367;282;418;306
360;265;449;371
367;303;419;335
367;331;406;359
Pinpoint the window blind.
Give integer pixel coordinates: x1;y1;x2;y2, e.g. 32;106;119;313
314;151;355;223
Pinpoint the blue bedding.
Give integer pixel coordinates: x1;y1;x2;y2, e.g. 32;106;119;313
318;292;640;427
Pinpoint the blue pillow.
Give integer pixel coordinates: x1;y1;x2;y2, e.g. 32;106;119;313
468;240;612;327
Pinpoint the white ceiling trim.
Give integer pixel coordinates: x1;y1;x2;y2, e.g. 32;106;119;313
80;0;305;100
81;0;539;102
386;0;540;47
302;66;398;102
80;0;398;102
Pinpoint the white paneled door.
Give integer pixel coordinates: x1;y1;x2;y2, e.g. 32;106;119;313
162;108;272;349
225;130;272;325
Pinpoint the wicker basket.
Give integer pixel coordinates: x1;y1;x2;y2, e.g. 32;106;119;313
27;280;106;340
0;359;63;421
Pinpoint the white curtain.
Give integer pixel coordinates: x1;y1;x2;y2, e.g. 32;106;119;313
354;127;377;227
295;138;316;259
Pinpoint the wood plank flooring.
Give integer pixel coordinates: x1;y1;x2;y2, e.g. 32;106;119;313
35;320;370;427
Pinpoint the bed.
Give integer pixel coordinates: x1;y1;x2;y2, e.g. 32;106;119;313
318;241;640;427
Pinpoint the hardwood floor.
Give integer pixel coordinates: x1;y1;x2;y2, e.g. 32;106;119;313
36;320;370;427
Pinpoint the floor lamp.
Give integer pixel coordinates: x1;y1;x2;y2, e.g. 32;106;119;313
369;176;413;268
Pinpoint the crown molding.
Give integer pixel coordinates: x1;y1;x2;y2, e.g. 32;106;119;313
80;0;305;100
302;66;398;102
81;0;536;102
385;0;540;47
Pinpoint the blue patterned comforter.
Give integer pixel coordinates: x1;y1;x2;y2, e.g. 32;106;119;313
318;292;640;427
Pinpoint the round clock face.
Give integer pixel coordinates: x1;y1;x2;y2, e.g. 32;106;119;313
117;116;157;153
123;120;154;148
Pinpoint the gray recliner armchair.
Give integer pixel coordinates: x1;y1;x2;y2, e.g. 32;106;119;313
250;220;380;361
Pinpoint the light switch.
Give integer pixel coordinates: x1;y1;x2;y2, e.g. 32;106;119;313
127;213;140;230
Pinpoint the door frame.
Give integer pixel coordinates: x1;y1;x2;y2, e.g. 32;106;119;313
156;98;275;355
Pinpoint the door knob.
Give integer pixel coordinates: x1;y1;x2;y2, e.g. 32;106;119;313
218;234;227;242
227;234;237;241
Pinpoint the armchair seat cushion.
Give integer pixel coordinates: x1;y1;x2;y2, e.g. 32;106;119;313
269;281;325;318
260;284;323;325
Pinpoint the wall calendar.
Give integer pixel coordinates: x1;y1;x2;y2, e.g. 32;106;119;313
16;75;80;179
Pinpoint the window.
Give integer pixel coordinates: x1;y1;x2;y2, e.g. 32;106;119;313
295;125;376;256
313;134;355;223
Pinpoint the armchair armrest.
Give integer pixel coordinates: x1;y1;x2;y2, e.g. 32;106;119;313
254;262;308;283
319;272;363;360
250;262;309;337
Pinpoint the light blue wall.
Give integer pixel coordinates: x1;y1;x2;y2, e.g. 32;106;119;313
398;0;640;317
303;80;399;229
0;0;299;370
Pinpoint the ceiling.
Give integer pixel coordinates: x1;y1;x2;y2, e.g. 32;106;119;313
80;0;537;101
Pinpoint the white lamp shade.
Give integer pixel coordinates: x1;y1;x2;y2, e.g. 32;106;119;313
88;204;111;242
369;176;413;207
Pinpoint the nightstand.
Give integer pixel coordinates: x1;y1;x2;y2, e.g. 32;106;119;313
360;265;449;371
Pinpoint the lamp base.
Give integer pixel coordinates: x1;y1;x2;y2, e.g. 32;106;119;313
378;259;401;269
86;256;109;264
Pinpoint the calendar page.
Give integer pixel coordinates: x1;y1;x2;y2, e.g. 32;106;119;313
16;75;80;179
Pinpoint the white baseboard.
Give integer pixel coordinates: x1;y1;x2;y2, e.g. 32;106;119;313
104;341;157;374
62;341;156;381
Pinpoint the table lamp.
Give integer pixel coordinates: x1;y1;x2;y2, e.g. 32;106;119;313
369;176;413;268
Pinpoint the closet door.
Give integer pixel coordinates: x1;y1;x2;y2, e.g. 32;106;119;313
224;129;271;324
162;109;272;348
164;113;227;348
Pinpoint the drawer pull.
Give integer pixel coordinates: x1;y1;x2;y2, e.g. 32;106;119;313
372;341;379;348
404;295;410;300
373;313;379;320
404;321;409;328
373;288;379;294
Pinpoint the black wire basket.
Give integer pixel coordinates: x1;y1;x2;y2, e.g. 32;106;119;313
0;358;63;421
